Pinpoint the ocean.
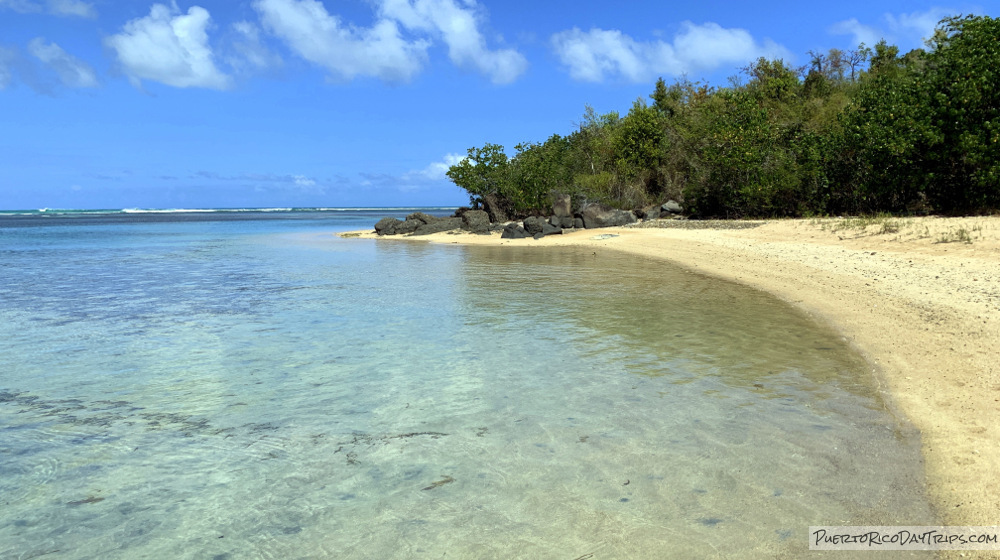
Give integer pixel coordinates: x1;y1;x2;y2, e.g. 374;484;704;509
0;209;936;558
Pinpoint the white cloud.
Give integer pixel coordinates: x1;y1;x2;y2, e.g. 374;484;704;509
378;0;526;84
828;18;883;50
405;152;464;181
46;0;94;17
0;0;95;17
253;0;429;83
830;8;976;50
27;38;98;88
551;22;790;83
192;171;326;193
105;3;231;90
0;47;14;89
225;21;282;72
292;174;316;186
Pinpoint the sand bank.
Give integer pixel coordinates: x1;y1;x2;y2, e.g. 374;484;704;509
344;216;1000;528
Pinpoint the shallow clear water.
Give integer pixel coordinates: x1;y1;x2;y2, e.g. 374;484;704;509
1;211;936;558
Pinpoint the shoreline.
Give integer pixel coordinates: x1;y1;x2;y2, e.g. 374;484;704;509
341;215;999;529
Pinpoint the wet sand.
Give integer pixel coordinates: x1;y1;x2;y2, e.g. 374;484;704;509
343;215;1000;532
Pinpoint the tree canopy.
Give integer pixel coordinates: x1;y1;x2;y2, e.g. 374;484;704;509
447;15;1000;218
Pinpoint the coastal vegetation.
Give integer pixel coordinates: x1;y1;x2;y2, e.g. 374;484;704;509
446;15;1000;219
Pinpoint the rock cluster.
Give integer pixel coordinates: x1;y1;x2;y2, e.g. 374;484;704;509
373;197;684;239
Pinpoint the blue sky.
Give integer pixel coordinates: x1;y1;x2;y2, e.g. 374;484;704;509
0;0;990;209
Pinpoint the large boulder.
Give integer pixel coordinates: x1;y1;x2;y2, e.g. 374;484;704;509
552;193;572;218
577;203;637;229
394;218;421;235
461;210;491;234
501;223;528;239
662;200;683;214
639;205;661;220
522;216;546;235
406;212;438;224
412;217;463;236
374;217;402;235
481;193;509;223
560;216;575;228
533;221;562;239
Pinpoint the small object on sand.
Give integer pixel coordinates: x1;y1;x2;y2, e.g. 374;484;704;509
422;475;455;491
591;234;619;240
67;496;104;506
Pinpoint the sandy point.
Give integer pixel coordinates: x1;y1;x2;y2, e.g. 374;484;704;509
342;215;1000;531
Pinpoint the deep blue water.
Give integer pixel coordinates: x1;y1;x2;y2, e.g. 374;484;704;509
0;210;935;558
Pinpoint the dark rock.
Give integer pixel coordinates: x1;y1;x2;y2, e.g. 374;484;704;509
374;217;402;235
522;216;546;235
662;200;683;214
394;219;421;235
406;212;439;224
482;193;509;223
641;205;662;220
574;217;584;229
552;193;572;218
560;216;575;228
549;215;561;227
412;217;463;235
501;223;528;239
578;203;638;229
461;210;491;234
453;207;472;218
538;222;562;238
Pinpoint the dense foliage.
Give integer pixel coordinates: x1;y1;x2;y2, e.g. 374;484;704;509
447;15;1000;218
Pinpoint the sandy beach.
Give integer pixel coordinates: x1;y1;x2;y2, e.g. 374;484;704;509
345;215;1000;530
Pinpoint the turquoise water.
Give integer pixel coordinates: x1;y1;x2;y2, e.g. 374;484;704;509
1;211;935;558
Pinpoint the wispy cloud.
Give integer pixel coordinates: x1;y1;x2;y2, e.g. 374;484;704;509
0;47;14;90
551;22;790;83
28;38;98;88
0;0;96;18
830;7;981;50
192;171;326;193
0;40;98;93
105;3;232;90
403;153;464;182
224;21;283;73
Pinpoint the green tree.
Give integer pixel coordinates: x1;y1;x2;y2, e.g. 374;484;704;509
834;40;933;212
446;143;512;211
921;15;1000;212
